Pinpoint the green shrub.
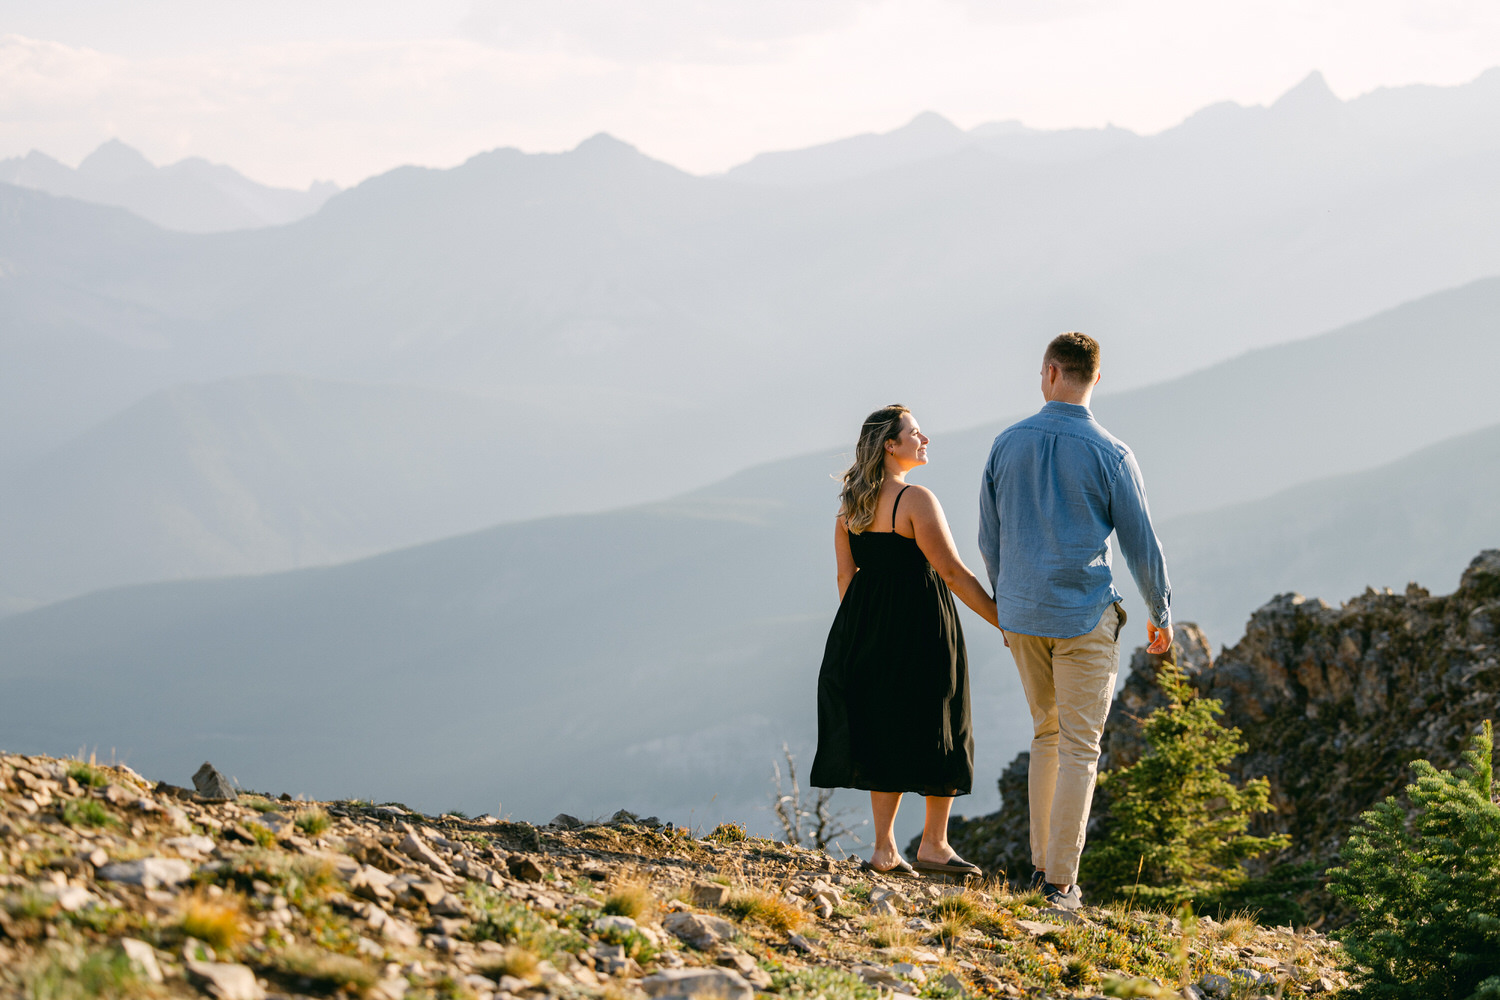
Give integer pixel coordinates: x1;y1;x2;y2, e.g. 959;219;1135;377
1329;720;1500;999
1080;656;1288;907
706;822;747;843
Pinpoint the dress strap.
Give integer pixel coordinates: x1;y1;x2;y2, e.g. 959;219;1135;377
891;484;913;531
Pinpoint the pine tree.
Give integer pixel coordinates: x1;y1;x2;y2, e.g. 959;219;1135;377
1080;656;1289;907
1328;720;1500;999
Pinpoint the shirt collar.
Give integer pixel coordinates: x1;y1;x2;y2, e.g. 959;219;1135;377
1041;400;1093;418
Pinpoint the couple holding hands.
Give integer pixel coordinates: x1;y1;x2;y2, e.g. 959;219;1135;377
809;332;1174;911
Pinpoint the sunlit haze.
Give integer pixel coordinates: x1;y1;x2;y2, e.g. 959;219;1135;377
4;0;1500;186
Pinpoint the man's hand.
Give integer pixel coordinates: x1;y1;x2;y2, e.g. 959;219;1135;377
1147;622;1174;655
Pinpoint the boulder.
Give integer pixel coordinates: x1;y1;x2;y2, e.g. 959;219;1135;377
186;961;264;1000
663;910;738;949
592;914;638;935
690;881;730;907
507;855;546;882
119;939;164;983
98;857;193;890
191;762;237;801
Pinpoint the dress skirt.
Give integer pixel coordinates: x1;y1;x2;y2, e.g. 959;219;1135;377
809;530;974;797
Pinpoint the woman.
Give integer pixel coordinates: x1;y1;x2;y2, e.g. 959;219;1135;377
811;404;1000;877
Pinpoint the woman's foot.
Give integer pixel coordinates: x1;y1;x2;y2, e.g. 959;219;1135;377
914;840;981;876
860;857;917;876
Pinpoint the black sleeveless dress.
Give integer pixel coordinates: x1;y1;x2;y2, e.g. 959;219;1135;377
810;486;974;797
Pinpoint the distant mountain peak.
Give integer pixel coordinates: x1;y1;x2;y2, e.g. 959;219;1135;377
1271;70;1340;115
572;132;641;158
77;139;156;181
899;111;964;137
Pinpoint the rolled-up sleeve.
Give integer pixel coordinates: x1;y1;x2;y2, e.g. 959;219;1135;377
978;452;1001;592
1109;452;1172;628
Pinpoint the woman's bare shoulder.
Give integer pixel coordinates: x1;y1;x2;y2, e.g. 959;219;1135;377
902;483;942;507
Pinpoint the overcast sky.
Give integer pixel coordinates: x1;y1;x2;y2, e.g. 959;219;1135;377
3;0;1499;188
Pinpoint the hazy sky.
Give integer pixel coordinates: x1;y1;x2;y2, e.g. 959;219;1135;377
3;0;1500;187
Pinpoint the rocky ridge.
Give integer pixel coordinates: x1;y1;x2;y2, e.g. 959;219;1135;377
1;755;1345;999
948;549;1500;922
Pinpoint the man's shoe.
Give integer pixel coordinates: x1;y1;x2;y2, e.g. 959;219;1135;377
1027;870;1047;892
1042;882;1082;911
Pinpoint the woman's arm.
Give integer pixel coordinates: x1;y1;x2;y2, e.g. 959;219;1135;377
903;487;1000;628
834;516;857;601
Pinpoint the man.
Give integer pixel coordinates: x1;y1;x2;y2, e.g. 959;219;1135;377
978;331;1173;911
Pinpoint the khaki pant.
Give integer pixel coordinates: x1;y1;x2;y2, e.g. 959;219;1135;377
1006;603;1125;885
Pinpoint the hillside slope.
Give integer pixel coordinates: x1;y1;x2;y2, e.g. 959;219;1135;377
6;274;1500;614
1162;422;1500;645
0;374;716;614
4;410;1499;833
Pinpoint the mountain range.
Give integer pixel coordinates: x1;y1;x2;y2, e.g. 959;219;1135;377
0;139;337;233
6;70;1500;614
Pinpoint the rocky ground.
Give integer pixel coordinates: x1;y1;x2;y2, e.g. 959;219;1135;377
950;549;1500;925
2;755;1347;1000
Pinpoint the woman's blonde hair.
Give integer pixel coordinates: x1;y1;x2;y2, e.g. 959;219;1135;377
839;404;910;534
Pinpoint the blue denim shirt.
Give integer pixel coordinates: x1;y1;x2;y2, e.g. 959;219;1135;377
978;401;1172;639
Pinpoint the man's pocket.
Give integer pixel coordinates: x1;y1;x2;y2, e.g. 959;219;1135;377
1111;602;1127;642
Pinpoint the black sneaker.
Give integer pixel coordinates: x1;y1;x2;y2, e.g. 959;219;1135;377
1027;870;1047;892
1042;882;1082;911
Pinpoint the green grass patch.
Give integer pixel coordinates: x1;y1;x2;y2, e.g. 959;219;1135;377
20;945;152;1000
295;808;331;837
771;965;881;1000
240;822;275;847
239;796;281;814
66;762;110;789
62;799;119;829
462;884;584;960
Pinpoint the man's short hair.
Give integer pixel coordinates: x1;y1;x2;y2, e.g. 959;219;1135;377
1044;332;1100;383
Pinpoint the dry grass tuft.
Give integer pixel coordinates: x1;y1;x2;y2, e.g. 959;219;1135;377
1062;957;1100;988
1212;914;1259;947
934;892;982;924
724;885;806;933
474;945;540;981
862;912;914;949
274;946;379;997
937;915;971;947
603;878;656;920
179;891;249;953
